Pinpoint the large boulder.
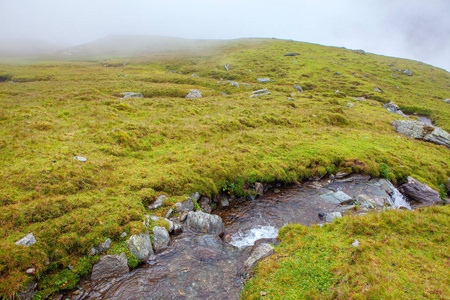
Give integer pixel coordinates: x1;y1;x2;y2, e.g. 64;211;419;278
148;195;167;210
244;243;274;270
399;177;442;206
175;197;195;213
126;231;154;261
15;233;36;246
152;226;170;252
391;120;450;148
91;253;129;281
185;211;224;236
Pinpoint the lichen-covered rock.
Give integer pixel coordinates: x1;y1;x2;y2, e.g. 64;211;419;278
91;253;129;281
244;243;274;270
148;195;167;210
185;211;224;236
15;233;36;246
400;176;442;206
391;120;450;148
152;226;170;252
126;231;154;261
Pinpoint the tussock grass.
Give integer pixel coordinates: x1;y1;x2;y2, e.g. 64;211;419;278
242;206;450;299
0;38;449;298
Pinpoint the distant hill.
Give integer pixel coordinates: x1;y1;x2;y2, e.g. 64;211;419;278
0;38;60;58
57;35;227;59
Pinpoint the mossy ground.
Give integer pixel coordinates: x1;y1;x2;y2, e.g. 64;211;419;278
0;38;449;298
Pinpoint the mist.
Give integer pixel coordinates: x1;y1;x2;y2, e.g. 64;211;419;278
1;0;449;71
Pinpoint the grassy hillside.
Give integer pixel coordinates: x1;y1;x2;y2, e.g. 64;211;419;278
0;38;449;298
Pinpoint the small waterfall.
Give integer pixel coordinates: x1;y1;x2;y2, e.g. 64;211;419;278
230;225;279;248
386;181;411;210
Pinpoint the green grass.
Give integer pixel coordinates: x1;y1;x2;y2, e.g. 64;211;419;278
242;205;450;299
0;38;449;298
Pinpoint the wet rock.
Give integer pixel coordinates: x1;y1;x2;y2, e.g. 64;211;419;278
293;84;303;92
391;120;450;148
257;77;271;83
335;172;349;179
126;231;154;261
89;238;111;256
199;196;212;213
325;212;342;223
403;69;413;76
148;195;167;210
152;226;170;252
252;88;269;94
355;194;375;209
284;53;300;56
244;243;274;270
254;238;280;247
120;92;143;99
175;196;195;213
255;182;264;197
322;191;354;205
399;176;442;205
191;192;201;202
91;253;129;281
15;233;36;246
352;239;360;247
219;195;230;207
185;211;224;236
18;281;37;300
185;90;202;98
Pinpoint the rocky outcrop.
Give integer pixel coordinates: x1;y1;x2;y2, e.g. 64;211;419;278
91;253;129;281
185;90;202;98
244;243;274;270
391;120;450;148
175;197;194;213
126;231;154;261
185;211;224;236
15;233;36;246
148;195;167;210
89;238;111;256
399;177;442;205
120;92;143;99
152;226;170;252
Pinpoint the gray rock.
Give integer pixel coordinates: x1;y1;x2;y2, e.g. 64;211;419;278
403;69;413;76
126;231;154;261
244;243;274;270
242;83;249;88
73;156;87;162
444;99;450;104
293;85;303;92
91;253;129;281
26;268;35;274
185;90;202;98
185;211;224;236
325;212;342;223
199;197;212;213
120;232;127;238
249;92;271;98
15;233;36;246
166;218;183;234
229;81;239;87
400;176;442;205
355;194;375;209
284;53;300;56
120;92;143;99
150;215;161;221
335;172;349;179
385;101;400;113
352;239;360;247
18;281;37;300
252;89;269;94
148;195;167;210
256;78;270;83
89;238;111;256
374;87;383;93
175;197;195;213
322;191;354;205
255;182;264;197
191;73;200;78
224;63;230;71
391;120;450;148
191;192;201;202
152;226;170;252
165;208;174;219
219;195;229;207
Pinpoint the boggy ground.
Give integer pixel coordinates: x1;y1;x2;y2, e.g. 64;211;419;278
0;38;449;298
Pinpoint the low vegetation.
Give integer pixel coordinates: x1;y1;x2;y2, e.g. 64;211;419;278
0;38;449;298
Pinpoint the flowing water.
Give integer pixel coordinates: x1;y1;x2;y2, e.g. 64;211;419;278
70;177;411;300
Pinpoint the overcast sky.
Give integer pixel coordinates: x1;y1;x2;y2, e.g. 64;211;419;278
1;0;449;71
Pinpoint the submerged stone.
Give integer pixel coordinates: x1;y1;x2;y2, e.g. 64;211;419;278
91;253;129;281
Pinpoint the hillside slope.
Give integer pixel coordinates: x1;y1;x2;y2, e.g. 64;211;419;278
0;38;449;298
